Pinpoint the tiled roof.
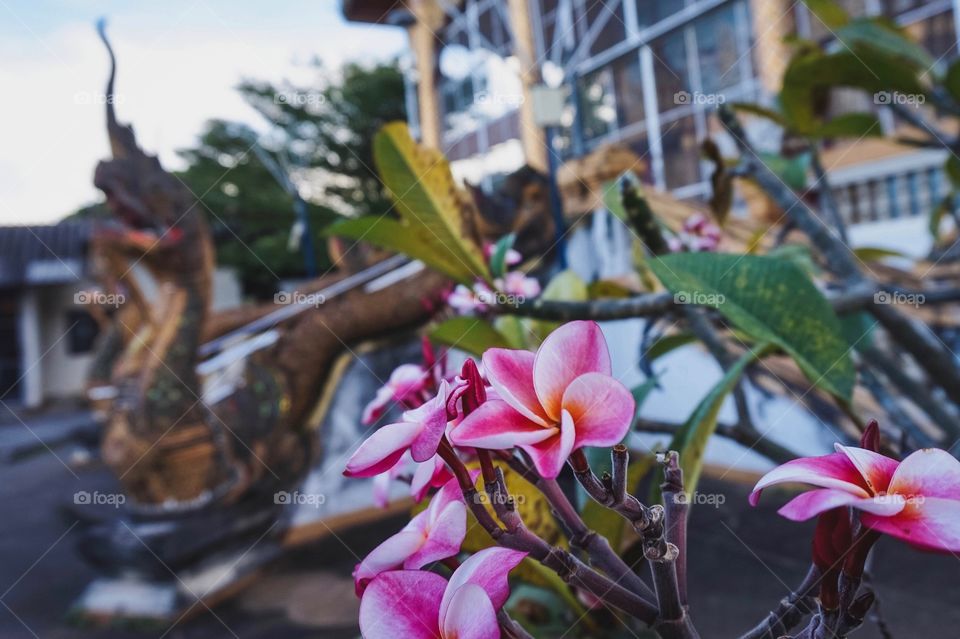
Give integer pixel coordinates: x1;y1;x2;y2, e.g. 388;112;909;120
0;222;92;288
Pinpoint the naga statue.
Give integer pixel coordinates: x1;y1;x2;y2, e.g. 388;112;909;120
74;22;556;616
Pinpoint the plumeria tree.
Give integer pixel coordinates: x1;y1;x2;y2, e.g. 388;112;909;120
331;3;960;636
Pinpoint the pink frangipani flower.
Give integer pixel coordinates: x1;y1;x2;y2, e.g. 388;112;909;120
359;547;526;639
450;321;635;478
346;381;453;477
750;444;960;552
354;476;469;595
372;451;453;508
362;363;430;425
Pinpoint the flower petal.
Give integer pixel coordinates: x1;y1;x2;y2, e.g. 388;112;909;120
354;531;426;596
407;381;451;463
440;584;500;639
533;321;612;420
440;547;526;622
888;448;960;500
777;489;905;521
450;400;556;450
345;421;421;478
483;348;549;426
359;571;445;639
862;497;960;553
749;452;870;506
520;409;576;479
834;444;899;493
777;489;866;521
407;501;467;569
562;372;634;449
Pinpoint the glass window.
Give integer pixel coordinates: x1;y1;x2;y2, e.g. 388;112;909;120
635;0;681;30
585;0;627;57
659;115;701;189
577;67;618;141
611;53;645;127
651;30;689;113
696;5;743;95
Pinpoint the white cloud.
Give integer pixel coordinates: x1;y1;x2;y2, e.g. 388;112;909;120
0;1;407;225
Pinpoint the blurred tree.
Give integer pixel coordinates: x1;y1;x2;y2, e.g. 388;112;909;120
71;61;407;300
237;61;408;220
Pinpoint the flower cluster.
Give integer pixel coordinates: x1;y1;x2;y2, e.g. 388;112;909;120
447;245;541;315
668;212;722;253
344;321;635;637
751;421;960;553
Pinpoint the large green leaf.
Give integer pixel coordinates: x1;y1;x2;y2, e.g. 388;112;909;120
654;344;772;502
528;270;589;343
649;253;855;401
332;122;491;285
780;49;926;134
757;152;810;191
836;18;935;71
328;217;473;283
430;317;512;356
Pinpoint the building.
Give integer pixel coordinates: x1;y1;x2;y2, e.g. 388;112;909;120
0;223;243;409
342;0;959;225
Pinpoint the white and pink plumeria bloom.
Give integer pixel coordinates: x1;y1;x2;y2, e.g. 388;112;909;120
751;444;960;552
346;380;454;478
362;363;431;425
359;547;526;639
372;451;452;508
450;321;635;478
354;476;468;595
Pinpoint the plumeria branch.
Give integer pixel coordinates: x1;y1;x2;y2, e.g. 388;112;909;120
437;440;660;625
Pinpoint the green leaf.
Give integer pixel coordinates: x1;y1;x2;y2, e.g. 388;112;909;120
654;344;773;502
801;0;849;29
946;157;960;188
649;253;855;401
493;315;530;349
816;113;882;139
329;217;473;283
602;179;627;220
587;279;633;299
489;233;516;279
631;375;660;417
528;270;589;342
430;317;512;357
767;243;820;277
852;246;908;262
646;333;697;361
945;60;960;105
373;122;491;284
839;311;876;351
757;152;810;191
836;18;935;71
780;50;927;135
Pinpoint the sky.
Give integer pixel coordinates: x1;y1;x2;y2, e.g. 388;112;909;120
0;0;407;225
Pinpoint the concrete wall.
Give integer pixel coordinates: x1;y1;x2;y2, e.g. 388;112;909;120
37;283;95;403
